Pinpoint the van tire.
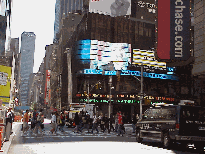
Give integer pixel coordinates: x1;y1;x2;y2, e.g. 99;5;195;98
163;133;171;148
195;143;204;152
136;130;142;143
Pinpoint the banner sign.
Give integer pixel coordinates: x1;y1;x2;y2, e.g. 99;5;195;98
45;70;51;105
0;65;11;105
157;0;190;61
78;69;178;80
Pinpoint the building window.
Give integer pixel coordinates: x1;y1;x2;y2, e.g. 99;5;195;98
149;28;152;37
144;28;149;36
139;23;143;36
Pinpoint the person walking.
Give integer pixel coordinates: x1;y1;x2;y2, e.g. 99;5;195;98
22;110;29;136
5;108;12;141
34;109;44;136
114;114;118;132
59;111;65;132
50;112;57;134
56;112;61;132
117;111;123;136
132;113;137;133
104;114;109;133
110;113;115;132
122;113;126;134
98;113;103;132
81;113;90;133
78;111;83;131
74;112;81;133
100;114;105;133
91;114;99;134
10;109;15;134
31;109;37;132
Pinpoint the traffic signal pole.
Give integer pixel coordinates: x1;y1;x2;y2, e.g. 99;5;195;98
140;64;143;120
108;75;112;133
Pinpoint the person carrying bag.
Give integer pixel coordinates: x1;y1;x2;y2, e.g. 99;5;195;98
59;112;65;132
34;109;44;136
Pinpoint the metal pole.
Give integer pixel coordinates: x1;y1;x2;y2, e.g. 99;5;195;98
108;75;112;133
88;80;89;104
140;64;143;120
109;83;111;119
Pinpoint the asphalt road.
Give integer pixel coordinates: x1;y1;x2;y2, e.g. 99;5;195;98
7;119;204;154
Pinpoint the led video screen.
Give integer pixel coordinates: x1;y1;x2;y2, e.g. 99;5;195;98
76;40;131;71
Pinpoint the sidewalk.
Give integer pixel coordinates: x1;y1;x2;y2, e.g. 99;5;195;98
0;120;50;154
0;122;21;154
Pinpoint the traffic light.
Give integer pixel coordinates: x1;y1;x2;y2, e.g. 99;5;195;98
84;91;87;97
95;84;98;89
144;99;151;105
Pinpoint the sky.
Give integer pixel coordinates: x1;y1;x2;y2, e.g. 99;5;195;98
10;0;56;73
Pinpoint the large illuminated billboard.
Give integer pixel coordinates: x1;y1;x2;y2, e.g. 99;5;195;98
76;40;131;70
76;42;178;80
89;0;131;17
0;65;11;105
157;0;191;61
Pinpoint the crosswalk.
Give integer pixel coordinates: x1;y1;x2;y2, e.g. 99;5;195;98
20;122;136;139
21;129;134;138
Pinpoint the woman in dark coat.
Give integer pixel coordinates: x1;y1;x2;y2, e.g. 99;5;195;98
74;112;81;133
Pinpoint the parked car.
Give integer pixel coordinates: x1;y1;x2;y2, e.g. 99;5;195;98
136;104;205;151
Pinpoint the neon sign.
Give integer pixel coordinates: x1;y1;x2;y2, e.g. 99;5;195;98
79;99;139;104
78;97;175;103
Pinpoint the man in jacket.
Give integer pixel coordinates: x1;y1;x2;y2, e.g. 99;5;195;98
81;113;90;133
22;110;29;136
34;109;44;136
132;113;137;133
91;114;99;134
117;111;123;136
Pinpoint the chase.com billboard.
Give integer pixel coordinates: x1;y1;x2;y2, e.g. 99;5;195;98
89;0;131;17
157;0;191;61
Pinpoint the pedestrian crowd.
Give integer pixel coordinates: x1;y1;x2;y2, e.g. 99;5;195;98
21;109;45;137
72;111;139;137
20;109;139;137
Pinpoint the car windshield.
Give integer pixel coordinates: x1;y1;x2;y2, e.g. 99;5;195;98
142;108;176;120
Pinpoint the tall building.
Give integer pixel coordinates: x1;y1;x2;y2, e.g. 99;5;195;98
192;0;205;76
0;15;7;55
53;0;88;43
19;32;36;106
0;0;12;55
191;0;205;105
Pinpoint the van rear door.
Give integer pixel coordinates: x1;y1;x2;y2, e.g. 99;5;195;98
179;106;205;137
